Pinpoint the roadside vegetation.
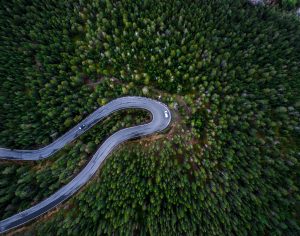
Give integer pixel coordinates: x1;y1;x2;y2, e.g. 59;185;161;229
279;0;300;10
0;0;299;235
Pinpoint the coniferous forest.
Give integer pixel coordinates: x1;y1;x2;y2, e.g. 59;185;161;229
0;0;299;235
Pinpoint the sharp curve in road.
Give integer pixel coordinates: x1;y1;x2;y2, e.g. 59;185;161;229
0;96;171;234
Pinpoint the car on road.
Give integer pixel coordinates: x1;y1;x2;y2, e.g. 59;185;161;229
0;97;172;233
79;124;86;130
164;110;169;118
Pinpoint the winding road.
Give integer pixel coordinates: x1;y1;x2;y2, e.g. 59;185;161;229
0;96;171;234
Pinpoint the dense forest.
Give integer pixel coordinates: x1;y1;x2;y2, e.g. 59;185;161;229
278;0;300;10
0;0;299;235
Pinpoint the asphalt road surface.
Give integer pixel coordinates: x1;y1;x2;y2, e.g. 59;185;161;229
0;96;171;234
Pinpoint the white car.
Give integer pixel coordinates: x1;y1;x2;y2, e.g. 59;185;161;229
164;111;169;118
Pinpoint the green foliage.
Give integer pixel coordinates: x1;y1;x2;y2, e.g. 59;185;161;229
0;0;299;235
280;0;300;9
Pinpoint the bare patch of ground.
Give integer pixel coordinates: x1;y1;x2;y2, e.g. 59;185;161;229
84;76;121;90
